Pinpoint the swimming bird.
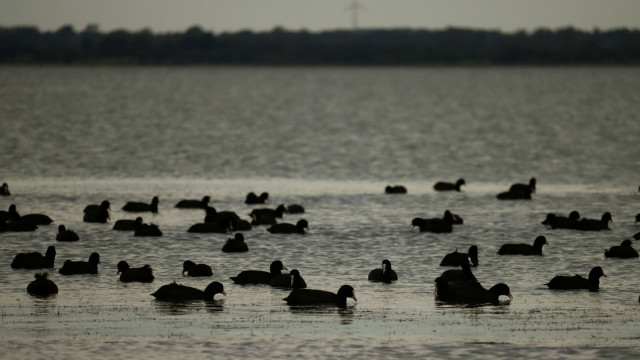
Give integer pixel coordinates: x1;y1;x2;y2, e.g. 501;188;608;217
635;213;639;225
245;192;269;204
546;266;606;290
574;212;612;231
83;200;110;223
175;196;210;209
444;210;464;225
385;185;407;194
604;239;639;258
270;269;307;288
541;211;580;229
230;260;287;284
112;217;142;231
133;217;162;237
0;219;37;232
498;236;548;256
434;277;512;305
59;252;100;275
439;261;478;284
368;259;399;282
188;217;232;233
634;232;640;240
11;246;56;269
151;281;226;301
117;261;155;282
433;179;465;192
8;204;53;226
27;272;58;296
509;177;536;193
283;285;357;308
56;224;79;242
411;212;454;233
122;196;159;213
440;245;478;267
496;190;531;200
285;204;305;214
250;205;286;225
267;219;308;234
182;260;213;277
222;233;249;253
0;182;10;196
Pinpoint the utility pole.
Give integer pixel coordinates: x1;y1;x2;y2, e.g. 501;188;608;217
346;0;365;30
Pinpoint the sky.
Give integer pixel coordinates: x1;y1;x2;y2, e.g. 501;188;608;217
2;0;640;34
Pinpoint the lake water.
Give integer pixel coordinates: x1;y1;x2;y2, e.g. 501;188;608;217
1;66;639;359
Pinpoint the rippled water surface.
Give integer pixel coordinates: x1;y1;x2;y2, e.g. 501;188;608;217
0;66;639;359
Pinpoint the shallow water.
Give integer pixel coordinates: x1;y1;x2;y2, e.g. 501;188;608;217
1;66;639;359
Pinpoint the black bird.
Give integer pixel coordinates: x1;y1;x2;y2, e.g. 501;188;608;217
385;185;407;194
285;204;305;214
575;212;612;231
368;259;399;282
440;245;478;267
230;260;287;284
204;206;242;228
283;285;357;308
245;192;269;204
151;281;226;301
0;219;37;232
188;218;232;233
509;177;536;193
182;260;213;277
604;239;639;258
0;182;10;196
59;252;100;275
546;266;606;290
434;277;512;305
635;214;640;225
11;246;56;269
117;261;155;282
270;269;307;288
56;225;79;242
444;210;464;225
222;233;249;253
8;204;53;226
496;190;531;200
439;261;478;284
250;205;286;225
498;236;548;256
122;196;159;213
83;200;110;223
175;196;210;209
27;273;58;297
133;217;162;237
267;219;309;234
433;179;465;192
411;212;454;233
634;232;640;240
112;217;142;231
542;211;580;229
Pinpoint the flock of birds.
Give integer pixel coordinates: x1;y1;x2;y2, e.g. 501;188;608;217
3;179;640;307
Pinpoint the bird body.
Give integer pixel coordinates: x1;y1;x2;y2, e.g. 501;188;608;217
270;269;307;288
27;273;58;296
11;246;56;269
385;185;407;194
56;225;79;242
122;196;159;213
368;259;398;282
604;240;638;258
575;213;612;231
498;236;547;256
546;266;606;290
433;179;465;192
440;245;478;266
230;261;287;284
117;261;155;282
267;219;308;234
283;285;357;308
59;252;100;275
222;233;249;252
509;178;536;193
435;277;512;305
175;196;210;209
112;217;142;231
151;282;225;301
182;260;212;277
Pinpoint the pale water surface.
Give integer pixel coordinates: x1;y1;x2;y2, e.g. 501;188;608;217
0;66;639;359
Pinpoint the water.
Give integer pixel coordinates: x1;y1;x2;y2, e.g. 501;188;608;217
1;66;639;359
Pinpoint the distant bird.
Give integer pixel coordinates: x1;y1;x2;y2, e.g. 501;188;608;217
434;277;512;305
112;217;142;231
444;210;464;225
270;269;307;288
267;219;308;234
368;259;398;282
27;273;58;297
230;260;287;284
83;200;110;223
411;212;454;233
222;233;249;253
509;178;536;193
440;245;478;267
604;239;639;258
175;196;210;209
498;236;548;256
56;225;79;242
188;218;232;233
541;211;580;229
250;205;286;225
133;217;162;237
0;219;37;232
0;182;10;196
117;261;155;282
8;204;53;226
122;196;159;213
496;190;531;200
151;281;226;301
59;252;100;275
283;285;357;308
574;212;612;231
546;266;606;290
182;260;213;277
635;214;639;225
285;204;305;214
385;185;407;194
204;206;242;229
439;261;478;284
433;179;465;192
11;246;56;269
245;192;269;204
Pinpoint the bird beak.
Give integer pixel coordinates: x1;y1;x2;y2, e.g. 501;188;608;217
282;266;288;271
222;290;227;296
507;292;513;300
382;263;387;275
181;270;187;276
290;275;295;287
351;291;357;302
603;272;607;277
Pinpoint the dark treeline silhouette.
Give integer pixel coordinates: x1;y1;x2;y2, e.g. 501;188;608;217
1;24;639;65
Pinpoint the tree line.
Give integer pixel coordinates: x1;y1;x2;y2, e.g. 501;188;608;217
1;24;639;65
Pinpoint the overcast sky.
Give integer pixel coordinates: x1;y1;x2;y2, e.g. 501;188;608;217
2;0;640;34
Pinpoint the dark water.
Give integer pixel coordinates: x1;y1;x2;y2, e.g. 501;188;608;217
1;66;639;359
